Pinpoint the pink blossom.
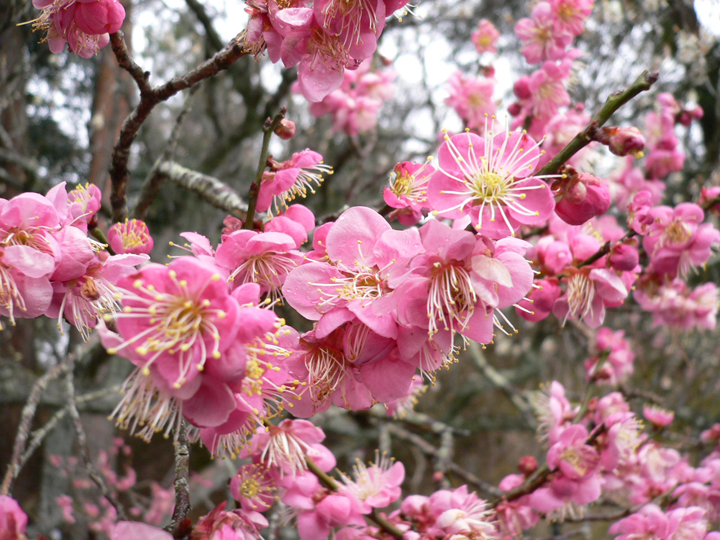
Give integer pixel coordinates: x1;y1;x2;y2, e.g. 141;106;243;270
108;219;154;255
74;0;125;35
553;267;629;328
609;505;708;540
584;327;635;386
257;150;333;215
547;424;600;479
516;277;562;322
190;502;269;540
0;495;28;540
215;229;303;303
634;279;718;331
515;2;573;63
383;160;435;226
230;463;276;511
427;124;555;237
471;19;500;54
554;172;611;226
644;405;674;428
112;521;173;540
340;454;404;512
596;126;645;157
549;0;594;36
445;71;496;130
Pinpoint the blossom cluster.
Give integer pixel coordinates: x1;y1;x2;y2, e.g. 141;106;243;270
32;0;125;58
243;0;407;102
0;183;147;339
302;59;396;137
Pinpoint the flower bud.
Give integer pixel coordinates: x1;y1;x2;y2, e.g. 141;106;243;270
555;173;611;226
609;242;639;272
107;219;154;255
596;126;645;158
74;0;125;35
273;119;296;140
518;455;538;476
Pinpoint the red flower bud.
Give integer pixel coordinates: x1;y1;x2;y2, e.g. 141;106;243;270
274;119;296;140
596;126;645;158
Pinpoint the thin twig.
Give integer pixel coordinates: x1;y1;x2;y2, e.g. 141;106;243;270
18;385;121;474
468;342;537;427
536;70;659;176
385;424;501;497
1;339;98;496
65;356;127;520
243;107;287;229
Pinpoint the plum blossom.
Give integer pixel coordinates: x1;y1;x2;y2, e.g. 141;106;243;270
427;122;555;237
108;219;154;255
340;454;404;512
471;19;500;54
515;2;573;64
445;72;496;130
383;160;435;226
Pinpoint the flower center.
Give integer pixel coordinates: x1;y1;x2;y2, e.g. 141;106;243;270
241;479;260;499
663;219;692;246
472;171;509;203
304;346;346;404
566;273;594;320
427;263;477;335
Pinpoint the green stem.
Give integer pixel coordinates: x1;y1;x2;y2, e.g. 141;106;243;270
243;107;287;230
536;71;658;177
305;457;404;539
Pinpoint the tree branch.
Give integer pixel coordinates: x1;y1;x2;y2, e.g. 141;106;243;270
166;421;191;535
244;107;286;229
536;70;659;176
155;160;248;218
109;30;249;222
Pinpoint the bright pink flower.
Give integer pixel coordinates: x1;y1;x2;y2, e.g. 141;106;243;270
244;419;336;477
471;19;500;54
0;245;55;328
643;204;719;278
428;123;555;237
340;455;404;513
699;185;720;216
230;463;276;511
108;219;154;255
215;229;303;303
283;206;421;339
553;267;629;328
547;424;600;480
515;2;573;64
644;405;674;428
549;0;593;35
384;375;425;417
445;71;496;130
516;277;562;322
383;160;435;226
0;495;28;540
74;0;125;35
190;501;269;540
257;150;332;215
555;172;611;226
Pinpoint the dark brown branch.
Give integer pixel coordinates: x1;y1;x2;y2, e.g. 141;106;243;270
536;70;659;176
109;30;249;222
133;87;200;220
166;421;191;535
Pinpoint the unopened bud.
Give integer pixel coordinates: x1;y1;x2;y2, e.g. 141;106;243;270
274;119;296;140
518;456;538;476
596;126;645;158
